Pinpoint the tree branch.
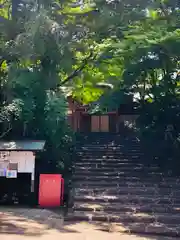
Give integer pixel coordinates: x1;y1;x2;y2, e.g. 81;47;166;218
57;52;95;88
0;0;8;8
0;126;12;139
0;60;4;68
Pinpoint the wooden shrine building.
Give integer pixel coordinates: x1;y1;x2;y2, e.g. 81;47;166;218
67;95;139;133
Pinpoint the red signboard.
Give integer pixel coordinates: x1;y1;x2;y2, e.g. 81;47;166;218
38;174;62;207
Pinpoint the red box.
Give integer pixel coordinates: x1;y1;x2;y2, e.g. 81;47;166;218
38;174;64;207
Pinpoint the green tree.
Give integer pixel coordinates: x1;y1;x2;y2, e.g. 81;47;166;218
88;0;180;168
0;0;179;173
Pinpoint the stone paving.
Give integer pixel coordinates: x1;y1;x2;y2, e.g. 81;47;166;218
0;208;177;240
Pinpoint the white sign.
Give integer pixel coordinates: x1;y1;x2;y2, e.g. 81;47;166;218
0;151;35;173
0;151;10;159
6;170;17;178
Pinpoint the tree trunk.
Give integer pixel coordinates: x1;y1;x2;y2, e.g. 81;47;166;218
12;0;21;21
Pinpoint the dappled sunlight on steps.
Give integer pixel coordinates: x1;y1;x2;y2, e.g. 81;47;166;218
66;133;180;237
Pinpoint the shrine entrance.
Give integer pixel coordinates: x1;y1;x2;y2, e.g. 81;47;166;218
91;115;109;132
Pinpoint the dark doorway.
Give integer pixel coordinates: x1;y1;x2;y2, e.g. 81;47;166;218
0;173;31;205
109;115;117;133
80;115;91;132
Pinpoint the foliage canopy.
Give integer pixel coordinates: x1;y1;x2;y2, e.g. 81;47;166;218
0;0;179;170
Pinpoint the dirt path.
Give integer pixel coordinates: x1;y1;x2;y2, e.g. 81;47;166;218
0;208;176;240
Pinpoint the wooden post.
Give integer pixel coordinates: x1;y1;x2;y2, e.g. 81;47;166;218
116;110;119;133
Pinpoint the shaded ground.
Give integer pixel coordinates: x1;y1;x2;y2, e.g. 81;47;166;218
0;207;177;240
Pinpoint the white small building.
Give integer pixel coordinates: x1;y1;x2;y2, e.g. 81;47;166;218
0;140;45;204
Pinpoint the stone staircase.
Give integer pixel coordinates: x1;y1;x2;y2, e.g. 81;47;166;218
66;133;180;237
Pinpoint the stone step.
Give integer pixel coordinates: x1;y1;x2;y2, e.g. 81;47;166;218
77;144;141;147
77;148;142;152
66;212;180;237
73;194;180;205
75;144;141;152
67;210;180;225
74;193;180;203
73;171;162;177
72;175;173;182
73;173;165;180
73;202;180;214
74;188;179;197
119;222;180;237
76;146;141;150
73;165;160;172
74;163;151;170
70;134;180;237
76;151;144;158
74;161;156;166
76;156;144;161
76;154;144;158
74;186;180;196
77;152;144;156
75;159;143;165
72;180;180;188
77;152;143;156
76;143;140;147
77;138;139;141
76;141;140;145
76;135;138;139
75;161;145;166
74;163;144;168
76;155;142;159
73;165;159;170
77;155;143;159
77;140;140;144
